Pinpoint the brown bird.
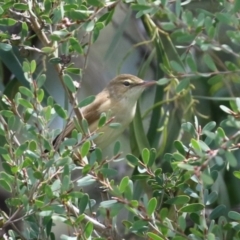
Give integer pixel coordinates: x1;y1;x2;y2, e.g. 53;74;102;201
54;74;156;150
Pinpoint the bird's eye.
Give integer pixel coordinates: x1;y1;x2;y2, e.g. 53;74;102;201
123;81;131;86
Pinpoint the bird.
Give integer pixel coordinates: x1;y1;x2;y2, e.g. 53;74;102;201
54;74;156;150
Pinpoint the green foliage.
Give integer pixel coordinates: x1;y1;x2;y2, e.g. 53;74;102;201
1;0;240;239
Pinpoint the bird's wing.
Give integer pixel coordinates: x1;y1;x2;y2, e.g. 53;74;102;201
53;90;111;147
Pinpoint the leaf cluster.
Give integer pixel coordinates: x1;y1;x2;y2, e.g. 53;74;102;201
1;0;240;240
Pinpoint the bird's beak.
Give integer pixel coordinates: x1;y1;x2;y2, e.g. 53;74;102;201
141;80;156;87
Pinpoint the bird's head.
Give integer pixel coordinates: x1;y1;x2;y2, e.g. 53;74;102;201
107;74;156;103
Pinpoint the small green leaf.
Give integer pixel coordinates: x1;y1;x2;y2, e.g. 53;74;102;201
49;57;62;64
142;148;149;165
63;74;76;93
19;86;34;98
165;195;190;205
233;171;240;179
93;22;104;42
41;47;55;53
15;141;29;157
126;154;139;166
65;68;81;75
34;171;43;179
21;21;28;39
174;140;186;155
178;215;186;231
119;176;129;193
161;22;176;31
0;147;8;154
178;163;194;171
170;60;185;73
0;43;12;51
189;213;200;224
80;141;90;158
37;89;44;102
44;106;52;121
93;147;102;161
34;200;44;208
147;198;157;216
78;96;95;108
47;96;54;107
186;55;197;72
179;203;204;213
0;110;13;118
50;30;69;41
203;54;217;71
236;97;240;112
29;141;37;151
79;194;89;213
176;78;190;93
13;3;28;10
131;4;152;11
83;20;95;32
131;220;149;231
225;151;237;167
100;168;118;178
98;112;107;128
8;116;16;130
211;170;218;182
44;185;53;198
69;37;83;54
69;9;90;21
182;122;197;137
205;191;218;205
77;175;96;187
30;60;36;73
157;78;170;85
201;173;214;185
2;162;10;175
148;148;156;167
54;104;67;119
217;127;226;139
109;123;121;128
0;179;11;192
191;139;202;154
87;0;103;7
56;157;72;167
81;118;89;134
173;152;185;161
83;165;92;175
113;141;121;155
84;221;93;238
202;121;216;132
225;61;238;71
220;105;233;114
100;200;117;208
147;232;164;240
208;75;222;85
0;18;17;26
228;211;240;221
18;98;33;109
97;9;114;25
37;74;46;88
209;205;226;220
130;200;138;208
160;208;168;220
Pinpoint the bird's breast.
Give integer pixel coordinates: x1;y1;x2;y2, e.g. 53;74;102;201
92;100;137;149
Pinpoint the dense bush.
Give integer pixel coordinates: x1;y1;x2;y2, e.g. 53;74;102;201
1;0;240;239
